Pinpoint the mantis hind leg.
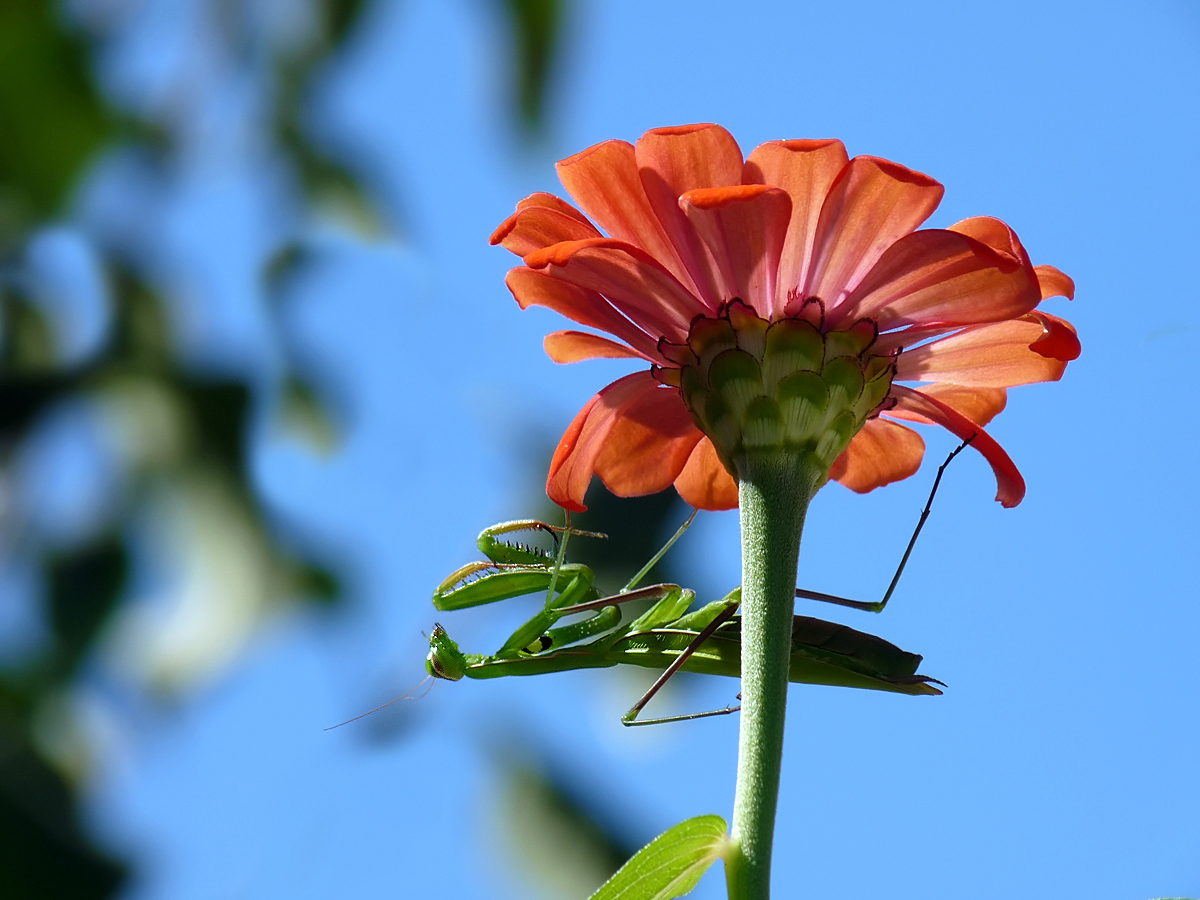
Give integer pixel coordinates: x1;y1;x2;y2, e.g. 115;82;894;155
621;600;741;727
795;436;973;614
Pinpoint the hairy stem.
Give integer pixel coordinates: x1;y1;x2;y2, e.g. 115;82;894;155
725;451;820;900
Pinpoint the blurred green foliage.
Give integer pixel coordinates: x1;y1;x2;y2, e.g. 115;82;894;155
0;0;566;895
0;2;114;225
503;0;563;131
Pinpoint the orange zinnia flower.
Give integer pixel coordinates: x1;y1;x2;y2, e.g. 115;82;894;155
492;124;1078;512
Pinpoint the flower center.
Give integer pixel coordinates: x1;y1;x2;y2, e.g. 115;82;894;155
659;299;894;477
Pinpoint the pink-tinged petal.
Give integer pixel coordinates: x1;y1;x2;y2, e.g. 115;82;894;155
1027;311;1081;361
834;228;1040;330
948;217;1031;268
888;385;1025;507
544;331;644;363
678;185;792;318
516;192;593;226
547;372;658;511
555;140;692;290
887;383;1007;427
594;388;703;496
873;322;959;356
744;139;849;314
524;238;703;341
490;206;601;257
828;418;925;493
636;124;745;308
895;318;1067;387
805;156;944;309
504;267;664;362
673;437;739;510
1034;264;1075;300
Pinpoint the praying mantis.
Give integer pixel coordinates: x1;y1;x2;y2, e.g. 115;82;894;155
424;440;970;725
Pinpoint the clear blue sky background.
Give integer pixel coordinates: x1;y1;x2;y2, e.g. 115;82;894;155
81;1;1198;898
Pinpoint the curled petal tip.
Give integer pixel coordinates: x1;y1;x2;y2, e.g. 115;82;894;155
1034;264;1075;301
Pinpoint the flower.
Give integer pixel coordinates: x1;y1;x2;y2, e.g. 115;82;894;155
492;124;1078;512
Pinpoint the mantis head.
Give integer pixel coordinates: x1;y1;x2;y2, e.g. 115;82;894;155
425;623;467;681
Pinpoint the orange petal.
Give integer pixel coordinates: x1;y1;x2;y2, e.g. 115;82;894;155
524;238;703;341
744;139;849;316
544;331;643;363
895;318;1068;387
636;124;745;309
547;372;658;511
805;156;944;309
673;436;739;510
555;140;693;291
835;228;1040;330
678;185;792;318
505;267;664;361
888;385;1025;507
1027;311;1081;361
828;418;925;493
490;205;601;257
1034;264;1075;300
887;383;1007;427
594;388;703;496
516;191;593;225
948;216;1031;268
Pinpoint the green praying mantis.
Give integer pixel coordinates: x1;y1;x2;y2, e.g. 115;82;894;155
423;440;972;726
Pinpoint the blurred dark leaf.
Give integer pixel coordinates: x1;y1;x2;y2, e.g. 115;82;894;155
46;535;128;680
0;373;74;439
278;375;340;453
0;1;115;223
184;381;250;474
291;559;340;605
1;290;57;370
493;755;642;899
322;0;369;44
0;722;126;899
502;0;563;131
552;483;689;596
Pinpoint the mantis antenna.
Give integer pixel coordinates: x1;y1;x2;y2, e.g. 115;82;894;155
323;674;435;731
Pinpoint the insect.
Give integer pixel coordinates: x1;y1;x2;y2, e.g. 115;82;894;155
424;440;968;724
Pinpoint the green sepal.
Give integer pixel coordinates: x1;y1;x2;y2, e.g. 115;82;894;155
741;397;784;449
814;410;858;466
587;815;730;900
823;318;877;360
762;318;823;391
726;300;769;358
854;361;895;421
776;371;829;444
821;356;866;412
687;317;737;371
707;348;763;419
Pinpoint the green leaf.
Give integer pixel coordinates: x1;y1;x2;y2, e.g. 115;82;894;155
588;815;730;900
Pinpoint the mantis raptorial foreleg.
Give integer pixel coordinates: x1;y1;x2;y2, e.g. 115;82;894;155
795;436;973;614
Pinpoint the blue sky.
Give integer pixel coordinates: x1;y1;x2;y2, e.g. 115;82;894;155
79;1;1199;898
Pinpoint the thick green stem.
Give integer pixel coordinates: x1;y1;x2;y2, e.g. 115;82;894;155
725;451;820;900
